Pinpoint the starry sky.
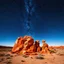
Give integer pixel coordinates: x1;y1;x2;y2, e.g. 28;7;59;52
0;0;64;46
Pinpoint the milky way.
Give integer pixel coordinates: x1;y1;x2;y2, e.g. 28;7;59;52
24;0;34;35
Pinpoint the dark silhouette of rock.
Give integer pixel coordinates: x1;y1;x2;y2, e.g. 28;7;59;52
35;40;41;52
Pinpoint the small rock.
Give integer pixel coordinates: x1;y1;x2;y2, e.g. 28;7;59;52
0;53;5;56
6;57;11;59
31;57;33;59
45;62;47;64
0;58;4;62
22;54;29;58
7;61;12;64
35;56;44;59
5;54;10;56
10;55;13;57
21;60;25;62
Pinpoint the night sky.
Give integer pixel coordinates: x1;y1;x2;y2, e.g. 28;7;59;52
0;0;64;46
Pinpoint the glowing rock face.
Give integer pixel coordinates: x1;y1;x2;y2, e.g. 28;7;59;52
22;39;41;54
12;36;35;54
12;36;50;55
23;36;34;50
12;37;24;53
41;40;50;54
22;36;34;54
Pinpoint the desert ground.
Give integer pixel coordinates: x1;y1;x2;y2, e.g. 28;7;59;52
0;46;64;64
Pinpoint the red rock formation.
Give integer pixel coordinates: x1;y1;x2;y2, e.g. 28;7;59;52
23;36;34;50
12;36;37;55
35;40;41;52
12;36;51;55
22;36;35;54
12;37;24;53
20;39;41;55
41;40;50;54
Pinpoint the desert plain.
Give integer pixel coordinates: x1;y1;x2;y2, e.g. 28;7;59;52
0;46;64;64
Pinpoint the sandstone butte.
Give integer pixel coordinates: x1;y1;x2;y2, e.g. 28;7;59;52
12;36;51;55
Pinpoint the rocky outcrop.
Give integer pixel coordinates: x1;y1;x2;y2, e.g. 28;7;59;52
12;37;24;53
12;36;36;54
12;36;51;55
22;36;35;54
35;40;41;52
41;40;50;54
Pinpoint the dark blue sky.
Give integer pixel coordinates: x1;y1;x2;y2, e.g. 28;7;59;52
0;0;64;46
